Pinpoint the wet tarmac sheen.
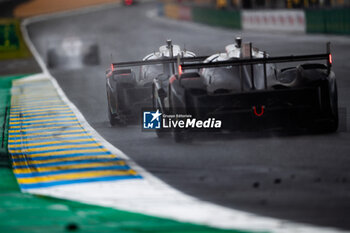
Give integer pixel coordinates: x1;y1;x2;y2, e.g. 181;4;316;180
27;3;350;230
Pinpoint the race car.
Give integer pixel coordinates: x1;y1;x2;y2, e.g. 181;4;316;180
105;40;207;125
123;0;136;6
153;38;338;141
47;37;99;69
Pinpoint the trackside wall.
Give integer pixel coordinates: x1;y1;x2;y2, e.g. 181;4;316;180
159;3;350;35
305;8;350;34
191;6;241;29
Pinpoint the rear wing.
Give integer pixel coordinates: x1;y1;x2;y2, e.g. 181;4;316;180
109;56;209;73
179;42;332;90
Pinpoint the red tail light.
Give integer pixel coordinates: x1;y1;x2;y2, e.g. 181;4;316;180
110;64;114;71
125;0;133;5
329;54;332;64
178;65;182;76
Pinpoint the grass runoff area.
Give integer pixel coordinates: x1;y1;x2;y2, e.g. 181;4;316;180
0;75;251;233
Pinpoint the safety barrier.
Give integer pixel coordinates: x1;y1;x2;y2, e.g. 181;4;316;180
161;3;350;35
164;3;180;20
242;10;305;32
161;4;240;29
192;6;241;29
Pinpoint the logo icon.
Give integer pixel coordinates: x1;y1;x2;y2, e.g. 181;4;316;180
143;110;162;129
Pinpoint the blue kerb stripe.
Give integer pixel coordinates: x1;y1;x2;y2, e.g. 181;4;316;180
12;94;57;99
12;98;60;103
19;175;143;189
9;123;81;130
10;146;105;155
14;99;60;105
14;97;60;103
10;115;77;122
9;131;89;139
11;103;63;108
10;112;74;118
11;95;58;100
15;165;131;178
12;99;61;103
13;158;122;169
10;120;80;126
9;127;82;134
11;152;113;161
9;141;97;149
8;136;93;144
10;106;69;111
13;82;51;87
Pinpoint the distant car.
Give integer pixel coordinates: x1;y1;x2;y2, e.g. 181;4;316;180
153;38;338;141
105;40;205;125
47;37;99;69
123;0;136;6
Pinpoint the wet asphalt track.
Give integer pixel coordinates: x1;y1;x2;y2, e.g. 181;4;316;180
26;3;350;230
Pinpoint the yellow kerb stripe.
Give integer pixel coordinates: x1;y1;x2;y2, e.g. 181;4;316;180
11;105;68;110
8;129;85;137
10;110;73;117
12;155;116;166
17;169;138;184
10;107;70;113
8;133;92;141
11;95;58;100
14;161;126;174
12;99;62;105
9;121;80;129
8;139;96;147
10;118;78;124
9;125;81;133
9;144;103;153
11;148;108;158
10;114;75;121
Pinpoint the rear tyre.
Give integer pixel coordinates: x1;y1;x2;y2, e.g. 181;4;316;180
107;104;118;126
324;80;338;133
106;86;126;126
312;81;338;133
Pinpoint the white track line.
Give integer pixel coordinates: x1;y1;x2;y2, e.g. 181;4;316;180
18;4;347;233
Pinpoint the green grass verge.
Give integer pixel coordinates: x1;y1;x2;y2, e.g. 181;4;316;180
0;74;255;233
0;18;32;60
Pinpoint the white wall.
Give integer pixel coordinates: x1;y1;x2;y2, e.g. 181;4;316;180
242;10;306;33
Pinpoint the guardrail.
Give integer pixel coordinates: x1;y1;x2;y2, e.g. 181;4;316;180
242;10;305;33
